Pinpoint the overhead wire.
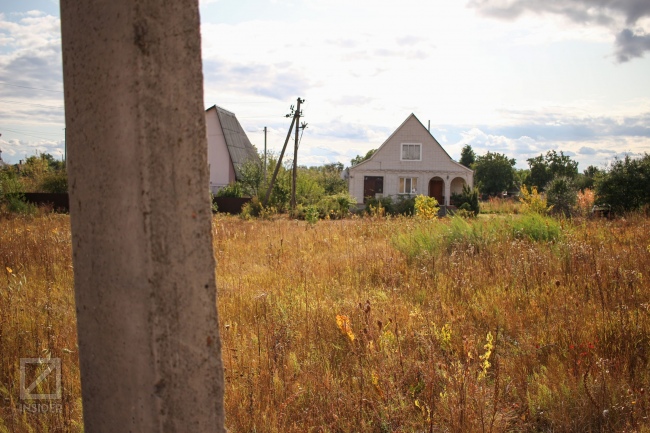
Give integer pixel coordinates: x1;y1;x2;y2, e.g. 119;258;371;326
0;81;64;93
0;99;64;109
298;123;307;149
0;127;62;141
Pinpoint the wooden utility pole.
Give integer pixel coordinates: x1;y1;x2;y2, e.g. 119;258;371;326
290;97;303;212
263;110;296;206
263;126;267;178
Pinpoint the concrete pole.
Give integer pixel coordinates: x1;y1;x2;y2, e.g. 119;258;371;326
60;1;225;432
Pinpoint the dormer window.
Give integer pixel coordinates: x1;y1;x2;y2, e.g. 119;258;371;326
401;143;421;161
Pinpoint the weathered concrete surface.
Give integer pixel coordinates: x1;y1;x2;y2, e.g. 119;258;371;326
60;1;225;431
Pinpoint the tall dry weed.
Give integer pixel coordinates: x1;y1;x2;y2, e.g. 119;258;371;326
0;213;649;432
0;214;80;433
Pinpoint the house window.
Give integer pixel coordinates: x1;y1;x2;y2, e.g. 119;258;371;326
401;143;421;161
399;177;418;194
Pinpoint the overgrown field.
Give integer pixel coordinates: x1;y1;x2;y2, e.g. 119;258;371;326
1;213;650;432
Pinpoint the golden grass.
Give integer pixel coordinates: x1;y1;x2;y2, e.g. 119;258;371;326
1;213;649;432
0;214;80;433
480;196;522;215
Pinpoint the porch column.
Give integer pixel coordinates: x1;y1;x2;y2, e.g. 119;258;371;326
444;177;451;206
60;1;225;432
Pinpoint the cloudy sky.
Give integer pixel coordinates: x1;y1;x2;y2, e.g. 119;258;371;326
1;0;649;169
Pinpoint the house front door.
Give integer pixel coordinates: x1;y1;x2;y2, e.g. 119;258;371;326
428;178;444;204
363;176;383;203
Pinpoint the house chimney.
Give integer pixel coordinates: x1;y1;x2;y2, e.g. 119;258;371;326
428;120;430;132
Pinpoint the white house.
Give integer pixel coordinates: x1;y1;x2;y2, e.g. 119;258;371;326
348;114;473;206
206;105;260;194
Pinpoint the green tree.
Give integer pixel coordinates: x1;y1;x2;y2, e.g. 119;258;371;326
546;176;577;217
265;157;291;211
238;160;265;197
575;165;602;191
21;155;50;191
0;166;33;214
296;170;325;205
302;163;347;195
40;170;68;193
351;149;376;166
39;153;65;171
526;150;578;191
595;154;650;212
0;166;24;196
473;151;516;196
515;168;530;189
459;144;476;168
319;163;347;195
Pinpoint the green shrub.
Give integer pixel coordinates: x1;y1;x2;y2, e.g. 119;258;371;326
210;193;218;213
240;196;264;219
5;194;37;215
365;195;417;217
40;171;68;193
217;182;244;198
268;178;291;212
595;153;650;213
316;193;356;219
510;212;561;242
393;213;562;259
519;184;550;215
452;185;480;216
414;195;439;220
0;171;34;215
241;196;280;220
305;205;319;225
452;204;476;219
365;196;394;215
546;176;577;217
393;195;416;216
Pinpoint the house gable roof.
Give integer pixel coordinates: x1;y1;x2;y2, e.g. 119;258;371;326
206;105;260;179
351;113;472;174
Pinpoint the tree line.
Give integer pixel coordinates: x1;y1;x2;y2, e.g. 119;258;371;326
2;147;649;216
459;144;650;214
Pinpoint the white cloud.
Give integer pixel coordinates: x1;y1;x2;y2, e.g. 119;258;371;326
0;11;64;163
1;1;649;171
468;0;650;61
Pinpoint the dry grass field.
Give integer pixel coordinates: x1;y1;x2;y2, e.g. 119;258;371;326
1;212;649;432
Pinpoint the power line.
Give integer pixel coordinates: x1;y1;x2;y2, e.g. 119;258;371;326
238;115;290;119
0;127;63;141
214;101;278;104
0;99;64;109
298;121;308;149
0;81;63;93
0;126;63;137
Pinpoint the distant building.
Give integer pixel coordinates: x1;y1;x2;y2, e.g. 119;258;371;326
348;113;473;206
205;105;260;194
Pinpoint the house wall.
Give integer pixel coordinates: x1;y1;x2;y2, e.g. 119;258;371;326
349;115;473;205
206;108;235;194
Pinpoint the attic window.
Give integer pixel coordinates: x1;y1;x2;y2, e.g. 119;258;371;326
401;143;421;161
